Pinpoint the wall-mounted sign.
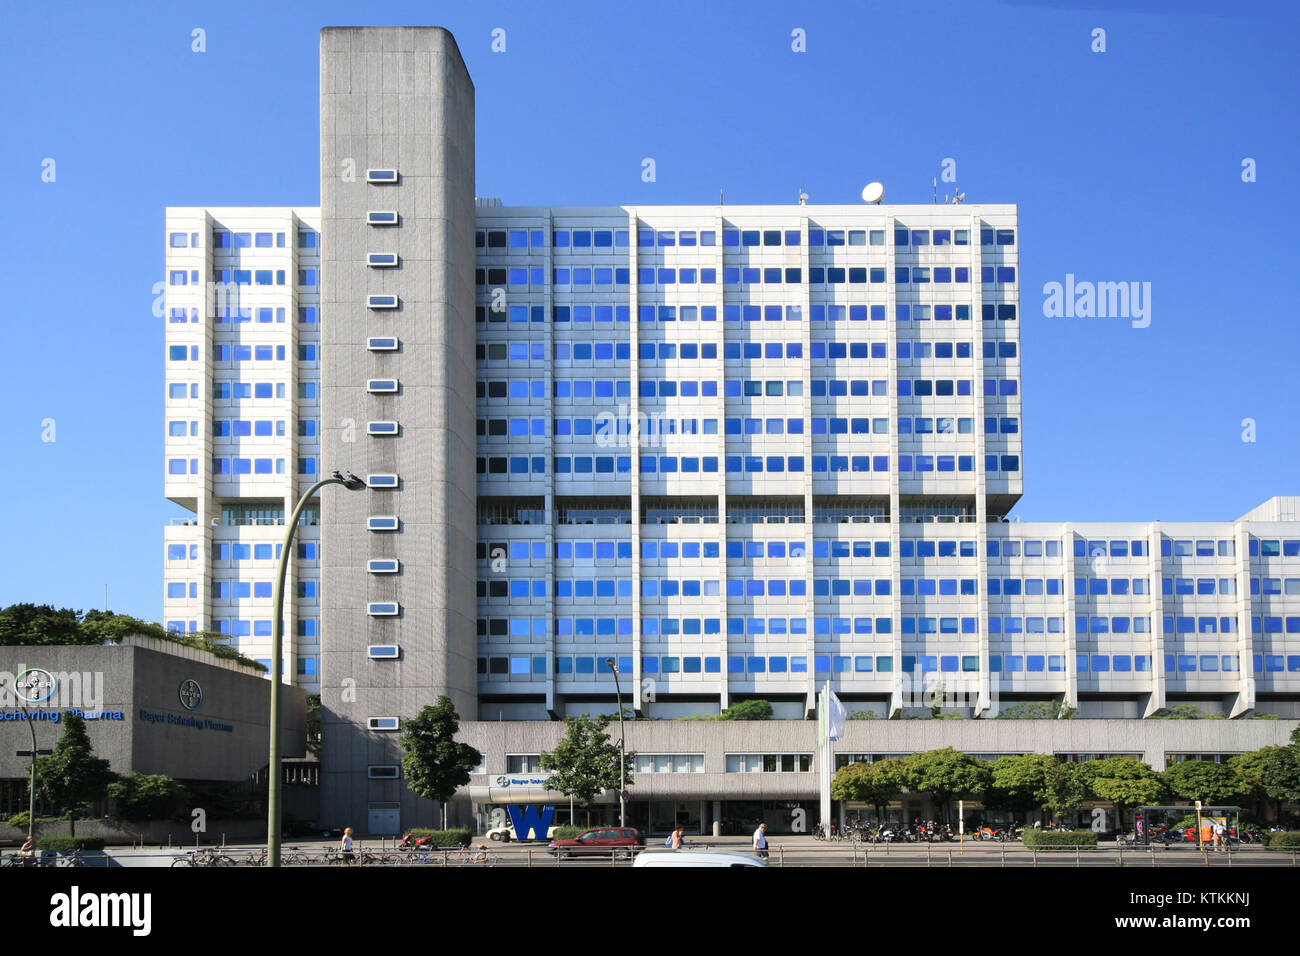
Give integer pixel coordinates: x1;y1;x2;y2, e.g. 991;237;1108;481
178;679;203;711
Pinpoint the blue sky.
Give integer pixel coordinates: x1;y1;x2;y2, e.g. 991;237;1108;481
0;0;1295;622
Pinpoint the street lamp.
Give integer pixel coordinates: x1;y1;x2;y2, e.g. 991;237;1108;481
267;470;365;867
4;677;51;844
605;658;626;828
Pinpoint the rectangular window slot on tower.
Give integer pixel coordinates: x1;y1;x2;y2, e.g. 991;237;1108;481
366;169;399;183
367;294;399;309
367;602;400;616
366;516;399;532
367;474;399;489
366;211;399;225
367;379;399;393
367;558;400;573
367;716;400;730
366;337;399;351
367;421;400;435
367;253;399;267
367;645;401;659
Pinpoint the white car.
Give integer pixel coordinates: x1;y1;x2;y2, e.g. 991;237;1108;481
632;849;768;868
485;824;557;842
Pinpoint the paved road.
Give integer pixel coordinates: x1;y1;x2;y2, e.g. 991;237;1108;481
88;836;1298;868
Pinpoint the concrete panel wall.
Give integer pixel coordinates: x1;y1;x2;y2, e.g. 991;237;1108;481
319;25;478;829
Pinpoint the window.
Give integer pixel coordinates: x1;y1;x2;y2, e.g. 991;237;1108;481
366;168;399;183
366;210;399;225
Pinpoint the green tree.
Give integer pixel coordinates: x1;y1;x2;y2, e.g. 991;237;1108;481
107;773;190;822
1148;704;1223;720
994;700;1077;720
1259;730;1300;818
304;693;322;757
0;604;86;645
1161;760;1246;807
903;748;992;822
34;713;115;836
986;753;1060;821
831;758;907;823
1228;747;1284;817
717;699;773;720
399;697;482;828
79;609;172;643
1042;761;1088;820
540;713;635;808
1081;757;1165;830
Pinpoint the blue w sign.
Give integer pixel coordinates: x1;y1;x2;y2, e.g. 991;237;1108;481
506;804;556;840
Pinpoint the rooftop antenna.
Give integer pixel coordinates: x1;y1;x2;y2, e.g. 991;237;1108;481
951;190;966;205
798;188;808;206
719;188;724;206
860;182;884;204
933;177;938;204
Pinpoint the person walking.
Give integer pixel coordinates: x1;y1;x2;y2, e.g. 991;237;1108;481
753;822;769;861
340;826;355;865
670;824;685;850
1213;820;1226;852
18;834;36;867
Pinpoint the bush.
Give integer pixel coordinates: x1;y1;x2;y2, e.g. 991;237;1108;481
1262;831;1300;848
1022;829;1098;847
5;812;64;830
404;828;473;848
36;836;105;852
549;825;587;840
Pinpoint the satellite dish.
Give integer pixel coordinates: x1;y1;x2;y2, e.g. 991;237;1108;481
861;182;885;204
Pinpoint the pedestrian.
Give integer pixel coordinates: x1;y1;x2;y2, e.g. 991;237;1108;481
1213;819;1226;852
670;824;685;850
753;822;769;861
340;826;355;865
18;834;36;867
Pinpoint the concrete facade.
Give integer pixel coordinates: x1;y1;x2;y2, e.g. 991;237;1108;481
0;637;306;786
318;26;479;830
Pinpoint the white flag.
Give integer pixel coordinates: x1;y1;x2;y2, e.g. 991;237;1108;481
822;684;847;742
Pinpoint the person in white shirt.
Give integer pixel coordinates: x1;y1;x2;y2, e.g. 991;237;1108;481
341;827;355;865
753;823;769;860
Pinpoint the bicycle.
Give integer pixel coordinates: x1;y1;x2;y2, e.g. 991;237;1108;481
451;845;493;865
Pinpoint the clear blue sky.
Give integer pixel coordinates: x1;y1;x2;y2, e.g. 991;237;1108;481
0;0;1295;622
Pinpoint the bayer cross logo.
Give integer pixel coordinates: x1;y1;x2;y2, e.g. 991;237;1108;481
15;668;56;704
178;679;203;711
495;776;510;788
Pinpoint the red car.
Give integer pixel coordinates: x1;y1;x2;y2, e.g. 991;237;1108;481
548;827;644;860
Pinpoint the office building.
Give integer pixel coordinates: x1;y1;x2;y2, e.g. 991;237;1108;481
163;26;1298;835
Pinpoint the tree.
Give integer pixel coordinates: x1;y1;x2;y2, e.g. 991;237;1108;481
986;754;1059;821
717;699;773;720
540;713;635;809
1259;732;1300;819
1161;760;1246;807
994;700;1077;720
1228;747;1284;818
399;697;482;828
304;693;322;757
80;609;171;643
107;773;189;822
831;758;907;823
0;604;86;645
34;713;114;836
1148;704;1223;720
1042;761;1088;820
1081;757;1164;830
903;748;992;823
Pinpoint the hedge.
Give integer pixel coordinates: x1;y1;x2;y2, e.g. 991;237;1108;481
1262;831;1300;848
1022;829;1098;847
548;826;587;841
403;828;472;848
36;836;105;852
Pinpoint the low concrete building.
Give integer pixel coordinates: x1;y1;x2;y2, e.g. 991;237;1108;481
0;635;307;820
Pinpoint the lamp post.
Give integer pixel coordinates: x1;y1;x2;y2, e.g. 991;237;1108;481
267;471;365;867
5;677;50;843
605;658;626;828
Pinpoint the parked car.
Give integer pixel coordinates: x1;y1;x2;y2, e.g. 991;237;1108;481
633;849;767;868
485;823;557;842
547;827;644;859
